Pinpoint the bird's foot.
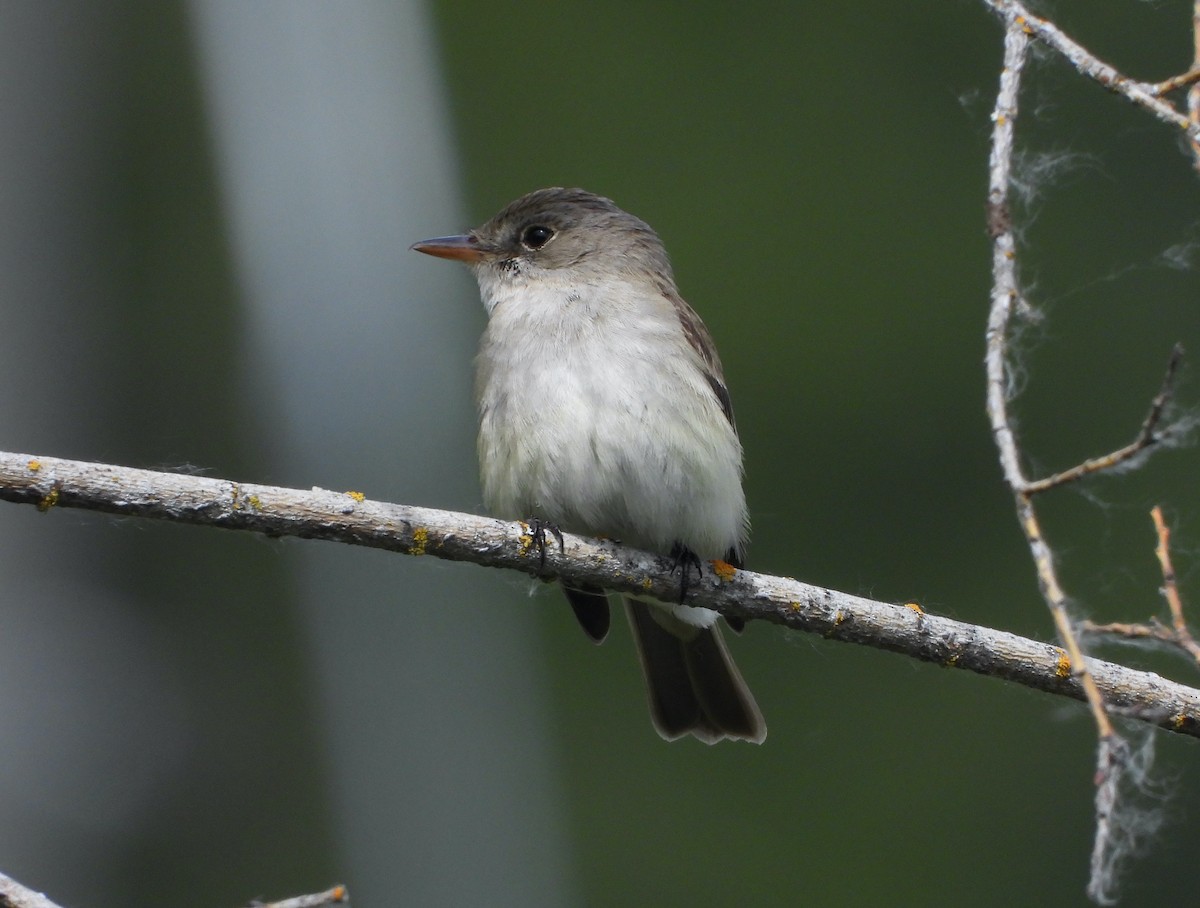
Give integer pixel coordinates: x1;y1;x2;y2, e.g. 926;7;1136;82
669;542;704;603
525;517;565;571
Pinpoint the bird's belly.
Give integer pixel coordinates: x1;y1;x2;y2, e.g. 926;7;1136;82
476;353;744;559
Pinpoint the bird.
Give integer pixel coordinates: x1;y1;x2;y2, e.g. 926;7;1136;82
411;187;765;744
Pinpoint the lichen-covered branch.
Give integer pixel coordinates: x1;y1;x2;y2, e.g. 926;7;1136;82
3;449;1199;740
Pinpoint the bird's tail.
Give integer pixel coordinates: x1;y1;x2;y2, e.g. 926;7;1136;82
624;599;766;744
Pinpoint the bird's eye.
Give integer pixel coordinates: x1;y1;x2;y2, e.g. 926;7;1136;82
521;225;554;250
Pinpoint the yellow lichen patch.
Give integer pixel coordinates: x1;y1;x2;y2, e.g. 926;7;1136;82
246;495;262;510
710;559;737;582
788;601;803;612
27;459;41;472
642;577;654;591
330;886;348;903
411;526;429;556
903;601;924;616
1054;649;1071;679
230;483;242;510
822;608;847;639
1174;714;1187;731
945;654;959;668
36;488;59;512
345;490;366;503
517;526;535;557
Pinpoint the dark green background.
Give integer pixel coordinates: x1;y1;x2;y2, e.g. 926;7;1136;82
430;3;1200;905
2;2;1199;906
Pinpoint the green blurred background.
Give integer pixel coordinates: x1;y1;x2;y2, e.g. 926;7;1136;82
1;2;1199;906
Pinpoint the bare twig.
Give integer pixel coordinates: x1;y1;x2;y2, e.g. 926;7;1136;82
3;450;1200;739
1155;68;1200;96
250;885;350;908
974;8;1200;900
1089;734;1133;906
1190;2;1200;171
984;0;1200;140
1151;505;1200;661
1084;619;1176;642
1083;506;1200;668
985;14;1115;741
1023;345;1183;495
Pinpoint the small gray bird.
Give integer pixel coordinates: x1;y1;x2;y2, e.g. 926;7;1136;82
412;188;765;744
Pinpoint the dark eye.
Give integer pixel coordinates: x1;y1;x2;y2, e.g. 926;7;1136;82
521;225;554;249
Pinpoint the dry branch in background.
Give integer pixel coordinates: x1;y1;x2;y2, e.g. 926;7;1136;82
2;450;1200;739
985;0;1200;144
984;12;1116;746
1083;507;1200;668
983;1;1200;902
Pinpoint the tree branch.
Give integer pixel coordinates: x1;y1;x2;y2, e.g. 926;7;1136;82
985;13;1116;743
250;885;349;908
981;4;1199;900
0;872;64;908
1083;506;1200;668
1021;345;1182;496
3;449;1199;739
984;0;1200;140
0;871;349;908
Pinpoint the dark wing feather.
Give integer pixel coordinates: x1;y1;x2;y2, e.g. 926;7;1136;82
664;286;747;634
663;287;737;428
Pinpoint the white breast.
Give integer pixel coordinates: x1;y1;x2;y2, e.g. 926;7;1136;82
472;268;748;565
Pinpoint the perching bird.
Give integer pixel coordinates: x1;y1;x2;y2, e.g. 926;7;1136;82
412;188;765;743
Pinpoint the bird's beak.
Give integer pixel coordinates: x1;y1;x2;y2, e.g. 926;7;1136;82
410;234;486;263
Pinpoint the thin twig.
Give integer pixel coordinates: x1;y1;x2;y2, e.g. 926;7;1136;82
984;14;1115;741
1088;735;1132;905
1083;506;1200;668
1023;344;1183;495
1190;2;1200;171
1154;68;1200;96
978;10;1171;901
1084;619;1171;641
1153;505;1200;659
983;0;1200;140
250;885;350;908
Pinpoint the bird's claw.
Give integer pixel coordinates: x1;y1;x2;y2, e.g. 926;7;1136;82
527;517;564;571
669;542;704;603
